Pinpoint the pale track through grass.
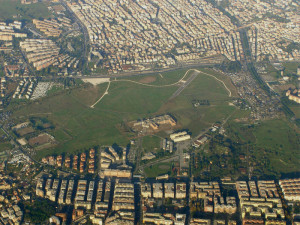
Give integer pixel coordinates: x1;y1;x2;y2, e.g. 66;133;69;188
90;69;231;108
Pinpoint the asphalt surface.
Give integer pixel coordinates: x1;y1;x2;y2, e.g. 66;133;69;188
168;71;198;100
62;1;89;62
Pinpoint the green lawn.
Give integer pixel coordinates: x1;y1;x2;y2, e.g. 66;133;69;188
158;69;237;136
123;68;189;86
254;120;298;149
264;63;280;79
0;142;12;151
6;67;299;176
253;120;300;172
144;162;173;177
290;106;300;118
8;68;238;159
226;119;300;174
0;0;50;21
0;129;6;136
47;85;64;96
98;81;177;118
283;62;300;75
0;129;12;151
50;129;72;143
142;135;162;153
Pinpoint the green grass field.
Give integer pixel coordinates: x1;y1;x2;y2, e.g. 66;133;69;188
282;62;299;75
264;63;280;79
142;135;162;153
0;142;12;151
158;69;237;135
5;67;300;176
8;68;241;159
290;106;300;118
0;129;11;151
144;162;173;177
253;119;300;173
0;129;6;136
226;119;300;174
124;68;189;85
47;85;64;96
0;0;50;21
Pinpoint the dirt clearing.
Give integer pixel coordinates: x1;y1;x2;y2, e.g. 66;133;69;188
82;78;110;86
139;76;157;84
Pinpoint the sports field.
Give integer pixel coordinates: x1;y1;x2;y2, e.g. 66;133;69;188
9;68;241;159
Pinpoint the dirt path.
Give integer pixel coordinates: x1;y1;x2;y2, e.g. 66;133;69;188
113;68;193;87
195;69;232;97
89;69;232;108
90;81;111;108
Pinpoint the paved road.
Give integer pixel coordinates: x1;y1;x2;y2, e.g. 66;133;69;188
168;71;198;100
100;61;217;77
134;137;143;174
26;27;43;38
62;1;89;63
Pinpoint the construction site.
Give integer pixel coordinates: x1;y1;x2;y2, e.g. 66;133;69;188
128;114;177;136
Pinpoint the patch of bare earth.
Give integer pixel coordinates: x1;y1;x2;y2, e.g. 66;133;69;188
139;76;157;84
82;78;110;86
28;133;54;147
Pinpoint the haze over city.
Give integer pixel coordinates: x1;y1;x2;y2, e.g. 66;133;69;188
0;0;299;224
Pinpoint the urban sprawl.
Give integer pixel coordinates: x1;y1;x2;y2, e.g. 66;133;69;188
0;0;299;224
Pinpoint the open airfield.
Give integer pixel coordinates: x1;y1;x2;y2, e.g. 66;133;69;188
7;68;300;175
9;68;235;156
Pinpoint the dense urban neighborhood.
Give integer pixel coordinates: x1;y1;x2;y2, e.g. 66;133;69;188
0;143;300;225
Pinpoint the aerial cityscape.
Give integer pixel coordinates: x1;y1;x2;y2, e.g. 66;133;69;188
0;0;299;224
